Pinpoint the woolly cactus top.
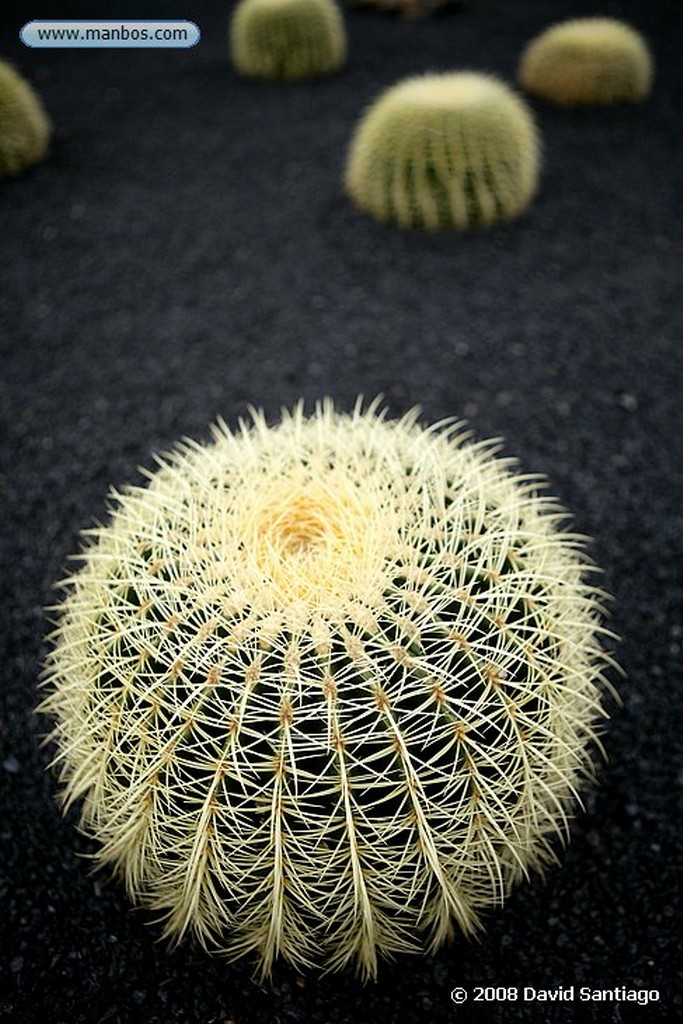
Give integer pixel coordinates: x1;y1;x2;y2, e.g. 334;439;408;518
377;72;518;110
0;59;51;178
525;17;646;55
41;400;615;979
519;18;653;106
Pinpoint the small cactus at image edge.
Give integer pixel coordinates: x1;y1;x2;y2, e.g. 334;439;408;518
40;399;617;979
230;0;346;81
344;73;540;231
0;59;51;178
518;18;653;106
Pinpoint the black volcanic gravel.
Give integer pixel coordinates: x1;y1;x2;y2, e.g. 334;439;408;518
1;1;681;1022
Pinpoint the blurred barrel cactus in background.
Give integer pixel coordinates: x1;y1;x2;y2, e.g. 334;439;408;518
0;59;51;178
345;73;540;230
41;399;616;979
518;18;653;106
230;0;346;80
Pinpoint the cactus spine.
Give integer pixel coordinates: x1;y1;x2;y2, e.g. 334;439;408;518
41;400;615;979
0;60;51;178
519;18;653;106
345;73;540;231
230;0;346;81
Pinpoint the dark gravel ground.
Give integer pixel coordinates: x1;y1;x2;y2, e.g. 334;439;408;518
1;0;681;1021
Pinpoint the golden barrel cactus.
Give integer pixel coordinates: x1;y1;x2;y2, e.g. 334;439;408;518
230;0;346;81
41;400;615;979
345;73;540;231
519;18;653;106
0;59;51;178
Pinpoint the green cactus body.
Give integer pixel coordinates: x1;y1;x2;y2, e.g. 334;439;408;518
0;60;51;178
345;73;540;231
519;18;653;106
230;0;346;81
41;400;615;979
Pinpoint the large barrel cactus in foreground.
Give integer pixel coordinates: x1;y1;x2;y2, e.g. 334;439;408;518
345;73;540;231
41;400;615;979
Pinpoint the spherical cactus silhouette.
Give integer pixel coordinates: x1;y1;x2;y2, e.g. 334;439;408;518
518;18;653;106
0;60;51;178
344;73;540;231
41;400;615;979
230;0;346;81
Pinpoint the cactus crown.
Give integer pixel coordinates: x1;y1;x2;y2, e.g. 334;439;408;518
0;59;51;178
345;72;540;231
519;18;653;106
41;400;615;980
230;0;346;81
